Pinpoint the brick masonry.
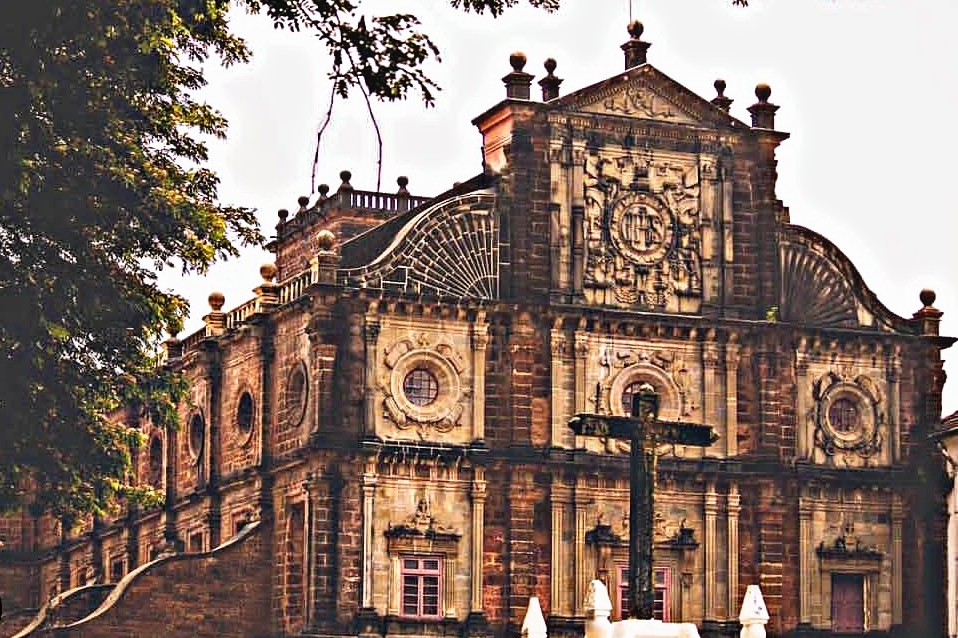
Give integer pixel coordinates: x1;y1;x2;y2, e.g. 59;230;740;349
1;31;954;638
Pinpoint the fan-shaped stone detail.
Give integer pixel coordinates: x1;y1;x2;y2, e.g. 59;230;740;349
779;239;859;328
340;190;501;299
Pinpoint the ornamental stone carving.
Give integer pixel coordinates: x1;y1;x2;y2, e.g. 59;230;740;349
582;153;702;312
811;370;884;465
379;334;468;440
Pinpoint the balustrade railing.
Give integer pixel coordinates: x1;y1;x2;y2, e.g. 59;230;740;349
279;270;313;305
225;299;257;330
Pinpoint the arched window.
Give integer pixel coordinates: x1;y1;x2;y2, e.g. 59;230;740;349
189;413;205;460
148;435;163;488
237;391;255;435
284;365;308;428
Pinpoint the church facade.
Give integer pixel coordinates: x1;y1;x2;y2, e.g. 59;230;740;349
1;21;954;638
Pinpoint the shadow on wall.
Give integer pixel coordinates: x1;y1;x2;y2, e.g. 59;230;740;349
4;521;268;638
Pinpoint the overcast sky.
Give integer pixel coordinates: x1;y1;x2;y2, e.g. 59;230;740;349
168;0;958;415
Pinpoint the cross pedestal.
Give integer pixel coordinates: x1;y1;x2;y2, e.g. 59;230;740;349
568;384;717;620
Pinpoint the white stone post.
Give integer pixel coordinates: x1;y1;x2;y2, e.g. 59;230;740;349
738;585;769;638
522;596;548;638
584;580;612;638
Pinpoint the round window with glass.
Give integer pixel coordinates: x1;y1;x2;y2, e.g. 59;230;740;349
827;396;861;434
403;368;439;407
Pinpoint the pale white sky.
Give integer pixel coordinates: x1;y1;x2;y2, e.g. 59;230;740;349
169;0;958;415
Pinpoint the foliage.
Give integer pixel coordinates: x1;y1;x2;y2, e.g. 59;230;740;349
0;0;259;522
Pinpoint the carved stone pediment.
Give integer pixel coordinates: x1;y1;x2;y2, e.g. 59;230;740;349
579;83;697;125
385;496;461;541
553;65;744;130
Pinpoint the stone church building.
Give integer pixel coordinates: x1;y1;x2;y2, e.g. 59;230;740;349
1;21;955;638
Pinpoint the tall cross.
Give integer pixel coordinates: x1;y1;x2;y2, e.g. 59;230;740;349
568;383;718;619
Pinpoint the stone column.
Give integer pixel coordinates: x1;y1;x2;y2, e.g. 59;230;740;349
726;481;741;621
470;467;487;613
892;493;904;627
798;496;812;626
471;315;489;442
724;339;740;457
551;324;569;447
704;480;719;619
360;458;377;610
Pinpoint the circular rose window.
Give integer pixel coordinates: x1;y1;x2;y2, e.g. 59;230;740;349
403;368;439;407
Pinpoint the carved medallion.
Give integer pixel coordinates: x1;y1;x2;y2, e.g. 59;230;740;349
379;334;467;439
610;192;674;266
812;372;883;461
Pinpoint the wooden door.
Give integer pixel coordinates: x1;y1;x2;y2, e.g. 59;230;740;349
832;573;864;633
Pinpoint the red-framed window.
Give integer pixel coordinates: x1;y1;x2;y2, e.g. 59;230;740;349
401;556;442;618
617;565;671;621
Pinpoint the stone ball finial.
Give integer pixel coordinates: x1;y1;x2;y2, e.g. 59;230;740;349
318;183;330;197
397;175;409;189
544;57;557;75
628;20;644;39
260;263;277;283
297;195;310;208
920;288;937;308
316;229;337;252
277;208;289;222
755;83;772;103
714;78;727;96
509;51;527;72
339;170;352;184
208;291;225;311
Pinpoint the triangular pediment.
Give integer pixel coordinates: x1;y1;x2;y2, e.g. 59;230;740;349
552;64;745;129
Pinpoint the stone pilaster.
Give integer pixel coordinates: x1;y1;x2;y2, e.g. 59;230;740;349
570;142;586;299
472;315;489;442
573;329;590;415
551;324;570;447
702;338;721;456
574;486;591;616
363;315;380;437
551;480;572;616
704;480;719;619
891;494;904;627
798;496;812;626
724;339;740;457
887;345;902;463
726;482;740;622
360;458;377;610
795;339;811;460
471;467;487;613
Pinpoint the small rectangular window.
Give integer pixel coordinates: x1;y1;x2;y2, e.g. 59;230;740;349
617;565;670;621
400;556;443;618
110;558;126;582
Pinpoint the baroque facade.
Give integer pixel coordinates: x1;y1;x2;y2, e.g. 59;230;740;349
1;21;955;638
